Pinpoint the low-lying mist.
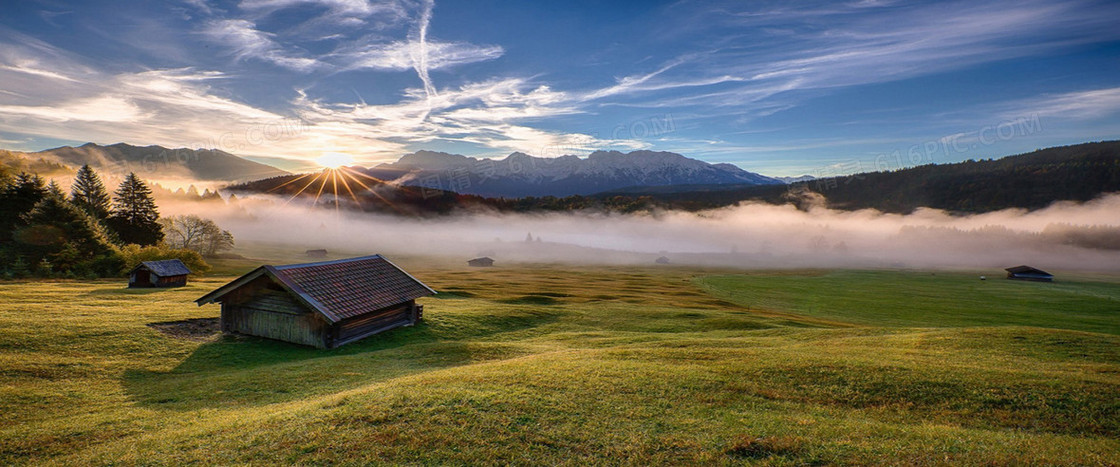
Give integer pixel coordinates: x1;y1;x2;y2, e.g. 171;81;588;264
163;192;1120;271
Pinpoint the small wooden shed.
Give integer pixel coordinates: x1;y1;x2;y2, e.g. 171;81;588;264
129;259;191;288
468;257;494;267
195;255;435;349
1005;265;1053;282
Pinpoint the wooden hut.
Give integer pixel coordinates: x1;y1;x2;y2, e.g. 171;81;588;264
195;255;435;349
305;249;328;258
129;259;190;288
468;257;494;267
1005;265;1053;282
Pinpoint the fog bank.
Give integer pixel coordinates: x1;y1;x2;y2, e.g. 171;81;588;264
164;193;1120;271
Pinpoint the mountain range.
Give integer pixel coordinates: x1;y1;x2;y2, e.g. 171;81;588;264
359;150;783;197
228;141;1120;216
30;143;289;182
9;139;1116;216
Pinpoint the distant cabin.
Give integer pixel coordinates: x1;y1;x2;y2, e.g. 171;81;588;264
129;259;190;288
305;249;328;258
195;255;435;349
655;256;671;264
468;257;494;267
1005;265;1053;282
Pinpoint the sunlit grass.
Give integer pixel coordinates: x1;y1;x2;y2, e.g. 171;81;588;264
1;261;1117;465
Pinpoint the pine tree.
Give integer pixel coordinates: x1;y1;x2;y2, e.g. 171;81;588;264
106;172;164;246
70;164;111;220
9;256;29;278
0;172;47;244
16;191;123;276
46;180;65;198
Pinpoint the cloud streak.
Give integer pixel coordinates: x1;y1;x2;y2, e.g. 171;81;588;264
411;0;437;104
618;0;1120;113
1004;87;1120;120
203;19;320;71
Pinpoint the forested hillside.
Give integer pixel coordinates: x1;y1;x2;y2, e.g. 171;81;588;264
603;141;1120;213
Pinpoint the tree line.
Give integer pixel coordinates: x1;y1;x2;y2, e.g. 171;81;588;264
0;165;233;279
600;141;1120;214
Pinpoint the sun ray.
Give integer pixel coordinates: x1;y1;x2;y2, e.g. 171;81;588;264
335;169;362;209
267;172;315;193
311;169;330;206
284;171;325;205
331;169;340;212
339;167;404;213
339;166;390;185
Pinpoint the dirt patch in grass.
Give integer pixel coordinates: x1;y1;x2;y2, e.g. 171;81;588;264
148;318;220;341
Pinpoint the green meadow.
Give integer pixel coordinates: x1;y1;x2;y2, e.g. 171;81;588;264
1;259;1118;465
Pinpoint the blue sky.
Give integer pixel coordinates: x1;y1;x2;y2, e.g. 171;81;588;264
1;0;1119;175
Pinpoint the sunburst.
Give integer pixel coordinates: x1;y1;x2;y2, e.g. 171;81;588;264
265;157;404;214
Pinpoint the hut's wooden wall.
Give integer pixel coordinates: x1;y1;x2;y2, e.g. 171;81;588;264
220;277;330;348
156;275;187;287
334;301;415;346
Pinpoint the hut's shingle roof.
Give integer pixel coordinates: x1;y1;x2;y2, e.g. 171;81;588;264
135;259;191;277
1005;265;1052;276
196;255;435;322
268;256;435;321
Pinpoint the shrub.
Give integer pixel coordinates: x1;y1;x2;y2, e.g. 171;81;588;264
118;244;211;276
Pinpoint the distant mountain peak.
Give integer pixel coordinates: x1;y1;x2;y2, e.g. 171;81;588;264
393;150;473;169
504;151;533;160
363;149;782;197
32;142;289;183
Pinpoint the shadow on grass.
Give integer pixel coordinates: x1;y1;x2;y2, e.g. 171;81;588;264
123;309;561;411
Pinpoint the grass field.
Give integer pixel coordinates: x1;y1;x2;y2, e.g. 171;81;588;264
1;258;1118;465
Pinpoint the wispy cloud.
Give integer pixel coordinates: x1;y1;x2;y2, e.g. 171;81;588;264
627;0;1120;115
412;0;437;102
203;19;320;71
0;62;78;82
1003;87;1120;119
332;39;503;72
0;96;144;123
239;0;411;32
243;0;403;17
182;0;213;16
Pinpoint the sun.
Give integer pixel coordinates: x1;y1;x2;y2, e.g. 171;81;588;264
316;152;355;169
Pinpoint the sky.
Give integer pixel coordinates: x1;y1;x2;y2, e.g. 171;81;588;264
1;0;1119;176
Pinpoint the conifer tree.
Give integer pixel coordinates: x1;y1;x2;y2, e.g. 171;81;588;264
46;180;65;198
106;172;164;246
70;164;111;220
16;190;123;276
0;172;47;244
